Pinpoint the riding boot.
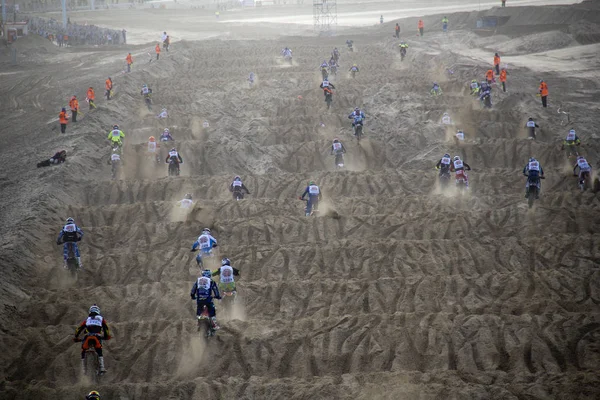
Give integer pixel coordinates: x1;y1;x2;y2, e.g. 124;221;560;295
77;257;82;268
98;356;106;373
525;187;529;198
64;259;68;269
81;358;87;375
211;316;220;330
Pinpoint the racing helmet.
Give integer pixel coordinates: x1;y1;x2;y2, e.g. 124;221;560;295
113;125;119;130
202;228;211;234
471;79;477;83
234;175;241;181
149;136;155;142
171;148;176;152
529;157;536;162
577;156;584;161
333;138;339;142
528;117;533;121
185;193;192;200
66;217;75;224
142;84;147;88
89;304;100;315
444;153;450;158
221;257;231;266
164;128;170;133
569;129;576;135
86;391;100;400
453;156;460;161
202;269;212;278
309;181;315;186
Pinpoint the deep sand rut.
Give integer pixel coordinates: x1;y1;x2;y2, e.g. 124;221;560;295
1;4;600;399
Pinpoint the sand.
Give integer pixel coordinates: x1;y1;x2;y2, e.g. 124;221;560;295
0;0;599;399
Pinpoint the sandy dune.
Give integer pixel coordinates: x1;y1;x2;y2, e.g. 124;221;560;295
1;1;600;399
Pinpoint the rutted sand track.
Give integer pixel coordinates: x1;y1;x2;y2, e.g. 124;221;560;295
1;3;600;400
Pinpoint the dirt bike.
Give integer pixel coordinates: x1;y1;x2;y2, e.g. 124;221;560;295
232;188;249;201
197;304;216;338
439;170;451;189
400;48;406;61
220;290;236;318
526;175;545;208
193;243;218;268
325;92;333;110
167;158;180;176
301;198;319;217
62;241;80;274
329;65;337;76
563;144;579;158
144;95;152;111
353;123;363;142
74;337;105;382
481;93;492;108
321;68;328;81
334;152;345;168
111;160;121;179
284;55;292;65
350;69;357;79
577;171;591;191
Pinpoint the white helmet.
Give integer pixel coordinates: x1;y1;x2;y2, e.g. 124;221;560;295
454;156;460;161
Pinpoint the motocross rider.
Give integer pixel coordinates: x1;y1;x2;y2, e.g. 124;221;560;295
57;217;84;268
73;304;111;374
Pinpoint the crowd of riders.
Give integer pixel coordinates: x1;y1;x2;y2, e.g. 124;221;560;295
42;18;599;400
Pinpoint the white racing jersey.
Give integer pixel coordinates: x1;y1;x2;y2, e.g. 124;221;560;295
441;116;451;125
86;315;103;327
453;159;464;170
333;142;342;152
142;87;149;95
232;180;242;188
111;154;121;161
528;161;540;171
169;150;179;158
456;131;464;141
526;121;536;128
566;131;576;141
577;159;591;171
198;234;212;249
220;265;235;284
309;185;320;195
147;142;157;153
180;199;193;209
440;156;451;166
196;277;211;298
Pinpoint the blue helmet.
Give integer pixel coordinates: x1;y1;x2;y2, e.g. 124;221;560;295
202;269;211;278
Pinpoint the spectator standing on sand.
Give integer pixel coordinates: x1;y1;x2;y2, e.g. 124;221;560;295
494;53;501;75
442;16;448;33
501;0;506;7
69;95;79;122
105;77;113;100
122;29;127;44
394;23;400;38
126;53;133;72
486;69;494;85
86;87;96;110
59;108;69;133
418;19;424;36
499;68;507;92
539;80;549;108
155;43;161;60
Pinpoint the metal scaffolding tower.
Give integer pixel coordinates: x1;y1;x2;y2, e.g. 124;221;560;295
313;0;337;34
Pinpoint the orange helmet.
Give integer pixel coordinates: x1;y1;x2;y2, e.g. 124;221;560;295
149;136;156;142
